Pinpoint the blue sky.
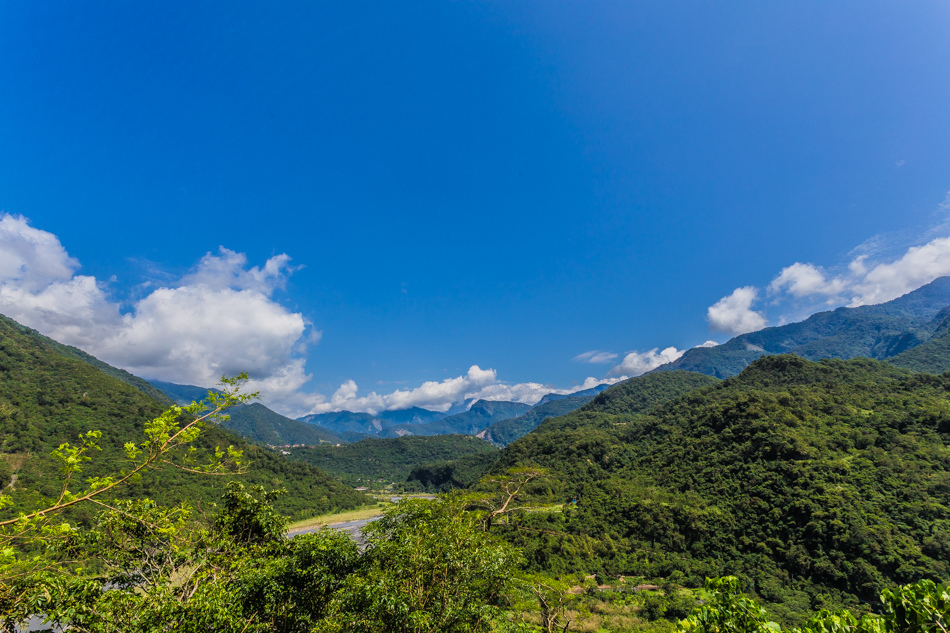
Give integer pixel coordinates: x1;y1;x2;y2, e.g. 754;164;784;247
1;1;950;415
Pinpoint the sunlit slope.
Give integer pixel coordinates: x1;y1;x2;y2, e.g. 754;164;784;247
527;370;719;435
494;355;950;608
0;313;366;520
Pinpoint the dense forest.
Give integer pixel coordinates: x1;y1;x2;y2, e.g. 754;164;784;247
491;355;950;622
2;308;949;631
286;434;498;486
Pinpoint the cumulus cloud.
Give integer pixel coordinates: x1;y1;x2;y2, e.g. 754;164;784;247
573;350;619;364
849;236;950;306
706;286;768;335
608;346;684;377
712;193;950;331
304;367;627;416
768;262;846;299
0;214;312;408
697;340;719;348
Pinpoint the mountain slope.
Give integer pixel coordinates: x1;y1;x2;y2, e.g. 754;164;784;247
151;381;345;446
493;355;950;615
286;434;497;486
888;310;950;373
0;313;366;520
528;370;720;435
221;403;343;446
476;395;596;446
149;379;220;406
298;407;447;438
657;277;950;378
389;399;532;436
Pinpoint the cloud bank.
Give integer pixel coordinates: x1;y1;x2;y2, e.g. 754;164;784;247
304;366;625;416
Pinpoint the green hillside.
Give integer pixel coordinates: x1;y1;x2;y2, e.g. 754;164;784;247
222;402;344;446
530;370;720;435
0;313;367;521
477;394;597;446
287;434;497;486
151;378;347;447
658;276;950;378
493;356;950;617
888;311;950;373
405;452;500;491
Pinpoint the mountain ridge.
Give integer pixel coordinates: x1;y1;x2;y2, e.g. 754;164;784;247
655;276;950;378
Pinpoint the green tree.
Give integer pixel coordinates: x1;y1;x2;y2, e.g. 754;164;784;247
321;493;520;633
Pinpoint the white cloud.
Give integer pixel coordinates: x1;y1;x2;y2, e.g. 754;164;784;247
697;340;719;348
849;236;950;306
767;262;846;298
303;368;627;416
608;346;684;377
715;193;950;330
706;286;768;335
573;350;619;364
307;365;498;415
0;214;313;409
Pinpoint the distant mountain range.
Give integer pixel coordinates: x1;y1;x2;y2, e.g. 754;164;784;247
656;276;950;378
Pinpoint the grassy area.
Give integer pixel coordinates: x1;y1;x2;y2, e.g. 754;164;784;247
287;503;390;533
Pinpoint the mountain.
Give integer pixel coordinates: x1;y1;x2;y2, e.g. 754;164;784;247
298;407;447;437
0;313;367;521
149;379;221;405
887;309;950;373
405;452;500;492
476;395;597;446
535;384;609;406
220;403;343;446
492;355;950;617
373;406;447;424
387;399;532;437
298;400;529;439
475;382;660;446
656;276;950;378
151;380;344;447
286;434;497;486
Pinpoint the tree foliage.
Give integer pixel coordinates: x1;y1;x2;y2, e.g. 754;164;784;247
492;356;950;615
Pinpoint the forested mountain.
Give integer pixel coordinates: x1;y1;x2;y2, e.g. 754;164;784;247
529;370;720;435
286;434;497;486
149;379;221;405
493;355;950;616
888;313;950;373
0;313;367;520
656;276;950;378
297;406;447;437
476;394;597;446
152;380;346;446
393;399;532;436
220;403;344;446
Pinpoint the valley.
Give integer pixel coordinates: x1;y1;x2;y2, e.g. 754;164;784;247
1;279;950;630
